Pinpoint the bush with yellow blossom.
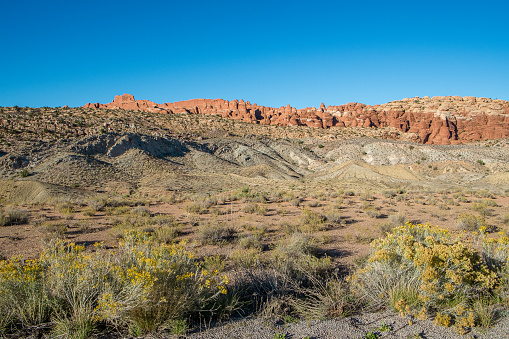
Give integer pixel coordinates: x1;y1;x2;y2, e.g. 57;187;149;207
349;222;503;334
0;230;229;337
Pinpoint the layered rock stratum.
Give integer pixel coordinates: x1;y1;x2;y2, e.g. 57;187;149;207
84;94;509;145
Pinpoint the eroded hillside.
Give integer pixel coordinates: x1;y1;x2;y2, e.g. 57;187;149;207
0;105;508;203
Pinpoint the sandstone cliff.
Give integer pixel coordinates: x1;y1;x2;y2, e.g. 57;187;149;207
83;94;509;145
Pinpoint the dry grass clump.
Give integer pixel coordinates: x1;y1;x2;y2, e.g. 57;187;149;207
279;191;297;202
241;223;269;238
233;187;267;203
475;198;498;207
230;248;264;269
185;196;221;214
199;222;236;245
104;205;131;216
242;203;267;215
149;214;177;226
38;222;67;246
291;274;356;319
228;232;335;321
331;197;343;209
394;194;408;202
290;197;303;206
365;209;382;219
378;222;394;235
323;210;342;225
383;190;397;198
359;192;373;201
349;222;509;334
83;198;106;216
378;214;407;235
82;207;97;217
154;224;183;243
468;199;498;218
86;198;105;212
271;233;331;280
389;213;406;226
361;203;382;218
0;206;29;226
280;222;301;235
503;214;509;227
131;206;151;217
0;230;230;337
238;234;263;250
104;197;147;208
307;200;321;208
343;190;355;197
473;190;495;199
56;202;75;215
344;227;377;244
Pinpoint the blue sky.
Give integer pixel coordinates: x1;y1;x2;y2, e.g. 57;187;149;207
1;1;508;108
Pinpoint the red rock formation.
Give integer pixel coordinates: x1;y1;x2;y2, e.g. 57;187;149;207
83;95;509;145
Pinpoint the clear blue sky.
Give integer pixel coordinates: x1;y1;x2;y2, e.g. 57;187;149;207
1;0;508;108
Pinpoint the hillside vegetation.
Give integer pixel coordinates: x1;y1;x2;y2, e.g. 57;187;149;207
0;105;509;338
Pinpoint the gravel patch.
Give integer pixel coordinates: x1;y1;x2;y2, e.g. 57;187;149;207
187;311;509;338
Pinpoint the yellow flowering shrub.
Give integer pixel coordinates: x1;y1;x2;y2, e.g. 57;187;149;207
350;222;501;332
478;229;509;297
0;230;229;336
0;256;51;328
95;230;229;334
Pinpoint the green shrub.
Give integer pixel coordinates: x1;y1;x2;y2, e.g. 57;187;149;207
239;234;263;250
19;169;30;178
230;248;263;269
456;213;489;232
154;225;182;243
298;209;327;232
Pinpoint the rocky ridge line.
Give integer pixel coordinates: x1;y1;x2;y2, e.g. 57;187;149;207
84;94;509;145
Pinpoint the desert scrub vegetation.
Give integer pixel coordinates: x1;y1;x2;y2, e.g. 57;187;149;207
242;202;268;215
0;206;29;226
185;195;221;214
298;209;327;232
349;222;509;334
0;230;229;337
456;213;493;232
198;221;236;245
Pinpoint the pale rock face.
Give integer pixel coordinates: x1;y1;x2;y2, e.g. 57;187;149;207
83;95;509;145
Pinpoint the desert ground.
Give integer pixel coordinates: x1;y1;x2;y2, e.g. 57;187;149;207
1;105;509;338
